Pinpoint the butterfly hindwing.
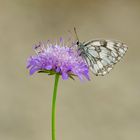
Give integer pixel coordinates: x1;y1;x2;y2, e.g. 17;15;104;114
80;40;128;76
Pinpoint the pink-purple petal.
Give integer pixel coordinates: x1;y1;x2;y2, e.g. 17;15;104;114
45;65;52;70
62;72;69;80
27;40;90;80
29;67;40;75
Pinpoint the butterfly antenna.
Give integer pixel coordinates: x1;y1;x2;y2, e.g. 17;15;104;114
74;27;79;43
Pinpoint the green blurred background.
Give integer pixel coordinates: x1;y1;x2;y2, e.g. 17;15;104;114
0;0;140;140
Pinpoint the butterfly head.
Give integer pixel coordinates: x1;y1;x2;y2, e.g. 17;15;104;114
74;28;84;48
76;40;80;46
76;41;85;49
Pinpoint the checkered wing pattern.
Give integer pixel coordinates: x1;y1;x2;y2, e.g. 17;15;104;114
81;40;128;76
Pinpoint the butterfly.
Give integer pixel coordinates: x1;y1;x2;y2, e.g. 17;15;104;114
74;28;128;76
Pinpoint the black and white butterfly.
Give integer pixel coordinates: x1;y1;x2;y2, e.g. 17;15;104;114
74;28;128;76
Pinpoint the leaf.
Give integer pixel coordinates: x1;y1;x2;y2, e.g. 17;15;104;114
69;75;75;80
38;70;50;73
48;73;56;75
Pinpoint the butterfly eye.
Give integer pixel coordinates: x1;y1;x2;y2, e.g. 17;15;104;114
76;41;79;45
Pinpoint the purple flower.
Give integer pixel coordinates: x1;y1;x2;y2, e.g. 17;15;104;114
27;40;90;80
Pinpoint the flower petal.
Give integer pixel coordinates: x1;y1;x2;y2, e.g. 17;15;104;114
45;65;52;70
62;72;69;80
29;67;40;75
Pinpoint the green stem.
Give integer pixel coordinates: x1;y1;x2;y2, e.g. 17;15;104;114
52;74;60;140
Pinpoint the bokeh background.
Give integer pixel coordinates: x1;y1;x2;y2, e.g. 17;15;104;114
0;0;140;140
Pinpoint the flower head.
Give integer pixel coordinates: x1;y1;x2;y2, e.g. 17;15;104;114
27;39;90;80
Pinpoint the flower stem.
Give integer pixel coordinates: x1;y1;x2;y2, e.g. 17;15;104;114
52;74;60;140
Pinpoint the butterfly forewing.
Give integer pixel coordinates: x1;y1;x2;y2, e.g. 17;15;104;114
80;40;128;76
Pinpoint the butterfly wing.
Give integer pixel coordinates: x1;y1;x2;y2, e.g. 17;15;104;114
81;40;128;76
